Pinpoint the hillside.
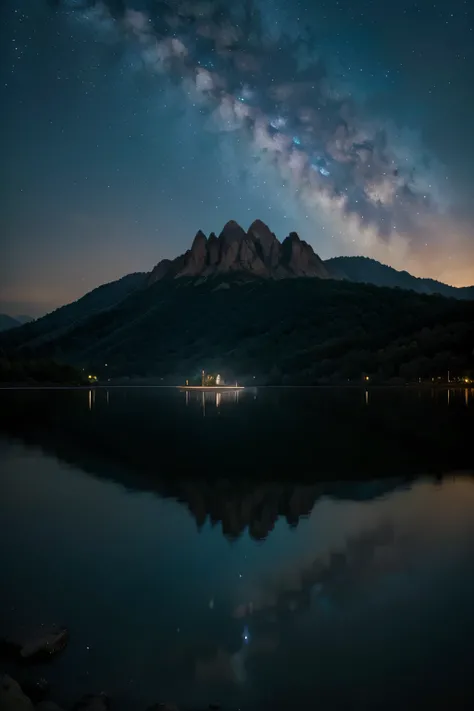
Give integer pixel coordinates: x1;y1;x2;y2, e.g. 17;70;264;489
3;275;473;385
0;314;35;333
0;314;22;332
2;221;474;385
2;272;146;348
325;256;474;300
15;315;34;325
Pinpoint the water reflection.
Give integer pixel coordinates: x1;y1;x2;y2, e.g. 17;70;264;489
177;477;409;541
1;386;474;481
1;388;474;710
180;388;246;415
4;391;415;540
1;388;473;544
184;388;244;415
445;387;474;407
1;439;474;709
88;388;96;411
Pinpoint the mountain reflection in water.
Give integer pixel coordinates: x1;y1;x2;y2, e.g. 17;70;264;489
1;385;474;484
1;387;474;710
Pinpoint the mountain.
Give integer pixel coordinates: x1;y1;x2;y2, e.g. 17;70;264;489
149;219;329;282
0;314;22;332
2;220;473;385
2;272;473;385
15;315;34;325
2;272;146;348
325;256;474;300
150;222;474;298
0;314;35;333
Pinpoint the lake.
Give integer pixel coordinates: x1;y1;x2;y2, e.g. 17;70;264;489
1;386;474;710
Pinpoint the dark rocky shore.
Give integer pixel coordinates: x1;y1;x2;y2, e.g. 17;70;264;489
1;673;221;711
1;626;221;711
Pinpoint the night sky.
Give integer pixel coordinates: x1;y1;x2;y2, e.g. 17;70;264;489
1;0;473;317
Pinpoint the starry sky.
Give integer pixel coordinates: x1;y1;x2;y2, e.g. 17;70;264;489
1;0;473;317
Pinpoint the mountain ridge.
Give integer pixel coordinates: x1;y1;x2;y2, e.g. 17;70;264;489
326;256;474;300
0;314;23;333
2;273;473;385
148;219;330;282
1;273;146;347
1;220;473;382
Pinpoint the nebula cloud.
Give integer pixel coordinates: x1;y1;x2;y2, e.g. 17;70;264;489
51;0;450;258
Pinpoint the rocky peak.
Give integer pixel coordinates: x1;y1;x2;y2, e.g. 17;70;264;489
179;230;208;276
281;232;327;277
148;220;330;283
219;220;247;242
248;219;275;245
192;230;207;249
149;258;172;283
207;231;220;266
247;219;280;266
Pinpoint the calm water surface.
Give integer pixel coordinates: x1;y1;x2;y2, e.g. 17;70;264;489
1;387;474;710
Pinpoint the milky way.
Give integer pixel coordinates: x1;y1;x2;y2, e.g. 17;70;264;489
57;0;448;252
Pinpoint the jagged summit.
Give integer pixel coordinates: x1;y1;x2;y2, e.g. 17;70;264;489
149;220;329;283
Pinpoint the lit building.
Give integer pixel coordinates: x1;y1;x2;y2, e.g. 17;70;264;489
193;371;225;386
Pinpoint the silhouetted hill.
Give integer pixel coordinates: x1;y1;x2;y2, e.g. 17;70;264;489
2;272;146;348
0;314;22;332
325;256;474;299
0;314;35;333
2;222;474;384
2;274;474;384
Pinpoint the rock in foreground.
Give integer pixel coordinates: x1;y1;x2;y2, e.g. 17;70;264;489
19;626;69;661
0;674;34;711
72;693;110;711
18;677;49;704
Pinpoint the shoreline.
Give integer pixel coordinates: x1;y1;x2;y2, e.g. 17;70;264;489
177;385;245;391
0;383;472;391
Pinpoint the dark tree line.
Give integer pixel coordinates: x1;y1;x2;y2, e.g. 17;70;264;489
1;276;473;385
0;354;84;385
